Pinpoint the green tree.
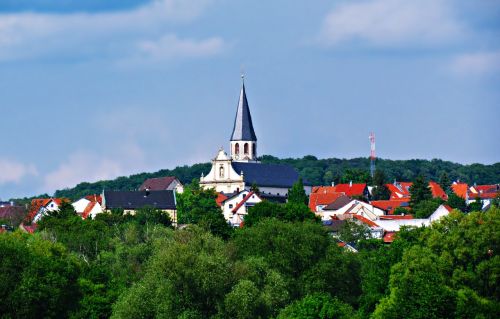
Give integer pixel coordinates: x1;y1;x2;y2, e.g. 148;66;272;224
244;201;317;227
276;293;358;319
288;178;308;205
409;175;432;208
468;196;483;212
412;198;442;219
372;246;456;319
0;232;82;318
371;169;390;200
338;219;371;243
447;193;467;212
340;168;372;184
439;172;451;192
112;227;233;319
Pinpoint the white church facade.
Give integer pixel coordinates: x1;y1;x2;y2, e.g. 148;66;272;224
200;79;312;197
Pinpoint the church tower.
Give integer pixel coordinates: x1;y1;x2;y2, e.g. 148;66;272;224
230;77;258;162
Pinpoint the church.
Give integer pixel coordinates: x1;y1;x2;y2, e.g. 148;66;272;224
200;79;312;198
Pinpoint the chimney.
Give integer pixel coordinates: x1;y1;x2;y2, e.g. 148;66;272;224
331;182;335;187
349;180;352;187
145;187;150;197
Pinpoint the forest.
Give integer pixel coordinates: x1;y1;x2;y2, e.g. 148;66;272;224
12;155;499;202
1;182;499;319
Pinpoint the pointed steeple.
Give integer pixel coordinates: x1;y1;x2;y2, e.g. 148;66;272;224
230;78;257;142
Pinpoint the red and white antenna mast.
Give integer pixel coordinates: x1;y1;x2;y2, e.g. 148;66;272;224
369;132;376;178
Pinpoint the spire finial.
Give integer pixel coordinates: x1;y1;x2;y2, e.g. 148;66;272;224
240;65;245;84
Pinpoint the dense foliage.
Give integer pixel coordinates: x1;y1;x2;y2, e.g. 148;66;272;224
9;156;496;202
2;185;499;318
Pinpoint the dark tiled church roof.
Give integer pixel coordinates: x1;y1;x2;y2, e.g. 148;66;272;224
232;162;310;188
230;83;257;141
104;190;176;210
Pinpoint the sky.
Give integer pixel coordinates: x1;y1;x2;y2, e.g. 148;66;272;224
0;0;499;199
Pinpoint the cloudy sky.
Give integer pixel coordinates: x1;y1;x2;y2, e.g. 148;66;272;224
0;0;499;199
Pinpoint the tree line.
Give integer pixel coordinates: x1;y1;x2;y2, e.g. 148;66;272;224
10;155;498;204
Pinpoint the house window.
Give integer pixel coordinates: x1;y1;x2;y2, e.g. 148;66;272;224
219;165;225;178
235;143;240;155
229;204;233;209
253;144;256;157
244;143;249;155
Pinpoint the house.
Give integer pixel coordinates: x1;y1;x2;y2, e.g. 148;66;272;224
200;80;311;197
322;219;346;238
0;202;26;227
308;191;345;214
220;190;262;226
370;199;409;215
322;199;385;221
27;198;66;223
333;183;370;199
72;195;103;219
139;176;184;193
102;190;177;223
387;180;448;200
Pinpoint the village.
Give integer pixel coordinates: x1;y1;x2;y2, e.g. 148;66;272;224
2;80;499;248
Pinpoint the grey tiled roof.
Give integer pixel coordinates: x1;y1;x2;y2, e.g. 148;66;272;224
104;190;176;210
230;83;257;141
232;162;310;188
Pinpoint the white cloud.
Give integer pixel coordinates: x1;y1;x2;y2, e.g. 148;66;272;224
0;159;38;184
42;152;123;192
450;50;500;75
0;0;224;62
138;34;226;60
319;0;462;47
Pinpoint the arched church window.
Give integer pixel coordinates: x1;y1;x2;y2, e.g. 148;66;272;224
253;144;256;157
244;143;249;155
219;165;224;178
235;143;240;155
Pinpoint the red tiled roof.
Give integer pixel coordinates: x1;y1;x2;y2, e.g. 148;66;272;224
353;214;379;227
383;231;397;243
139;176;177;191
442;205;453;212
311;186;337;194
470;185;499;199
82;202;97;219
333;184;367;197
232;191;257;213
451;182;468;199
85;194;102;205
429;181;448;200
308;192;344;212
26;198;67;222
371;199;409;214
216;193;228;207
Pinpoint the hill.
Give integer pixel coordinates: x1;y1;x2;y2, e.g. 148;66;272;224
30;155;498;201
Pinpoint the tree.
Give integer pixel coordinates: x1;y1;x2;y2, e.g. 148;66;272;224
288;178;308;205
340;168;372;184
409;175;432;208
372;246;456;319
250;182;260;194
112;227;233;319
447;193;467;212
338;219;371;243
468;196;483;212
276;293;358;319
0;233;82;318
371;169;390;200
244;201;318;227
412;198;442;219
439;172;451;193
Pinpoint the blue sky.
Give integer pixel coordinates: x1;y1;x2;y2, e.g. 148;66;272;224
0;0;499;199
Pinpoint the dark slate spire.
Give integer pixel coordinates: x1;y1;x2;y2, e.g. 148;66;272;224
230;79;257;141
